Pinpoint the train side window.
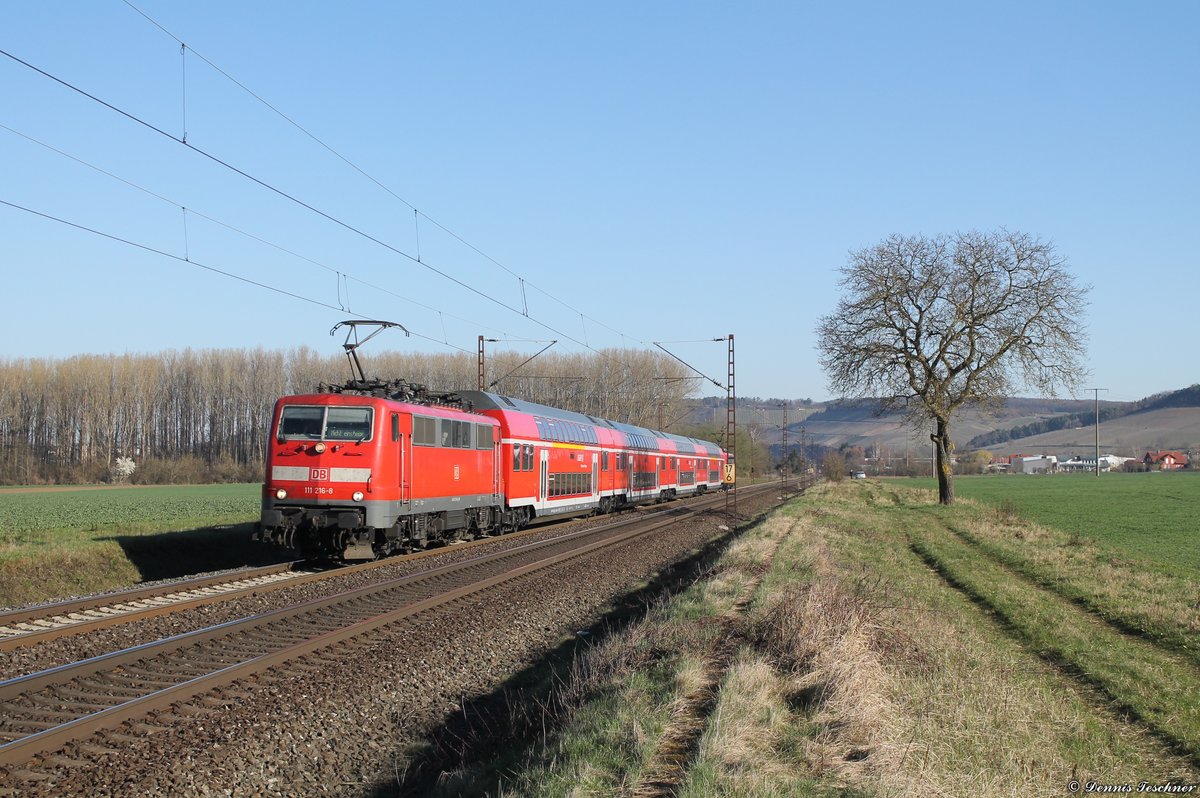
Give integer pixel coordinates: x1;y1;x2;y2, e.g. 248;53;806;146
391;413;400;442
477;425;494;450
601;451;609;471
413;416;436;446
670;457;676;470
522;444;534;470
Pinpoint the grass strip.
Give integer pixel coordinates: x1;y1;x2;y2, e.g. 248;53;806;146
628;525;786;797
910;523;1200;765
674;650;827;798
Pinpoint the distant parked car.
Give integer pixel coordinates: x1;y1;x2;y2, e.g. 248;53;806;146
851;470;867;479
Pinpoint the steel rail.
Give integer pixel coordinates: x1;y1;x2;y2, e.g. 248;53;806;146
0;565;325;653
0;562;301;630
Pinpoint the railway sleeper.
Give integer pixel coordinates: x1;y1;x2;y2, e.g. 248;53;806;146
0;702;76;723
26;694;112;713
39;754;93;769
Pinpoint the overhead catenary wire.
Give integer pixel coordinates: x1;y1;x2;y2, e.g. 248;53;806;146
653;342;725;390
0;46;656;372
5;40;726;387
488;340;558;389
0;198;472;354
0;122;516;339
0;47;531;319
118;0;648;345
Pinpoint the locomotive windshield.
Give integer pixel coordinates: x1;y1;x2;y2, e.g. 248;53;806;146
278;405;374;441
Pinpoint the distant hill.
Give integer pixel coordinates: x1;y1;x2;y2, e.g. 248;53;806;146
964;384;1200;453
697;386;1200;460
779;397;1110;456
987;407;1200;458
984;386;1200;457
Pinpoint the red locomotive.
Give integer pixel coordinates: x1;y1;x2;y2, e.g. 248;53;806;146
258;378;731;560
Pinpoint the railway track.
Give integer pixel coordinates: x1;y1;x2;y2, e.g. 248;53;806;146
0;485;768;653
0;563;316;651
0;485;781;772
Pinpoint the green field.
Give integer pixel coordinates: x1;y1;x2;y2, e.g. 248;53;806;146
907;472;1200;570
0;483;275;608
0;483;259;543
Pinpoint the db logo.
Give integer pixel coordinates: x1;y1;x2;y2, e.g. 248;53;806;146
310;468;329;481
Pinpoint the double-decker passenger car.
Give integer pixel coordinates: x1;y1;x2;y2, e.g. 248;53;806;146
259;380;729;560
458;391;726;524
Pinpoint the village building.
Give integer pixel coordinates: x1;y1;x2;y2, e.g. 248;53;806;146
1058;454;1135;472
1142;451;1190;470
1012;454;1058;474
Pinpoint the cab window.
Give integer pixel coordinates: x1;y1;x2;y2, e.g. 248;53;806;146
279;405;373;442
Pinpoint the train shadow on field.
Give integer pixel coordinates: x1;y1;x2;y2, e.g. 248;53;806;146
100;523;296;581
370;507;773;798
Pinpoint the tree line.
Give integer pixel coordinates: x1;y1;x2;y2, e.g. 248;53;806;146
0;347;696;485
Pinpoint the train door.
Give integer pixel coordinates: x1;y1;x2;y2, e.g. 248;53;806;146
393;412;409;504
539;448;549;506
591;453;599;500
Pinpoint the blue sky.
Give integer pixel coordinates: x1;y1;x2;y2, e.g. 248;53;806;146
2;1;1196;402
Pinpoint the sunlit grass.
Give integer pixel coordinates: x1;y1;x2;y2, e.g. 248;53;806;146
0;484;272;607
907;472;1200;568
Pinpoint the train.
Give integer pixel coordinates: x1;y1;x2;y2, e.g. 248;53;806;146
257;378;733;560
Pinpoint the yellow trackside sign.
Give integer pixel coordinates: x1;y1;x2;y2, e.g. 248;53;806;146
723;463;736;483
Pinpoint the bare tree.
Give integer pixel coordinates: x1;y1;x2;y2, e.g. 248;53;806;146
816;231;1089;504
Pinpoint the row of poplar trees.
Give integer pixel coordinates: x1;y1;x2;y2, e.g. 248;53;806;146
0;347;697;485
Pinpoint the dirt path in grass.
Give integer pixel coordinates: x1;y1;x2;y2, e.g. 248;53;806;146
626;522;790;798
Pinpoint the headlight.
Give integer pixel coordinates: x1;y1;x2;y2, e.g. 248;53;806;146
352;491;364;502
275;488;288;500
313;442;327;454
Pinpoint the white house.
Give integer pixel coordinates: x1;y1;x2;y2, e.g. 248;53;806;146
1014;455;1058;474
